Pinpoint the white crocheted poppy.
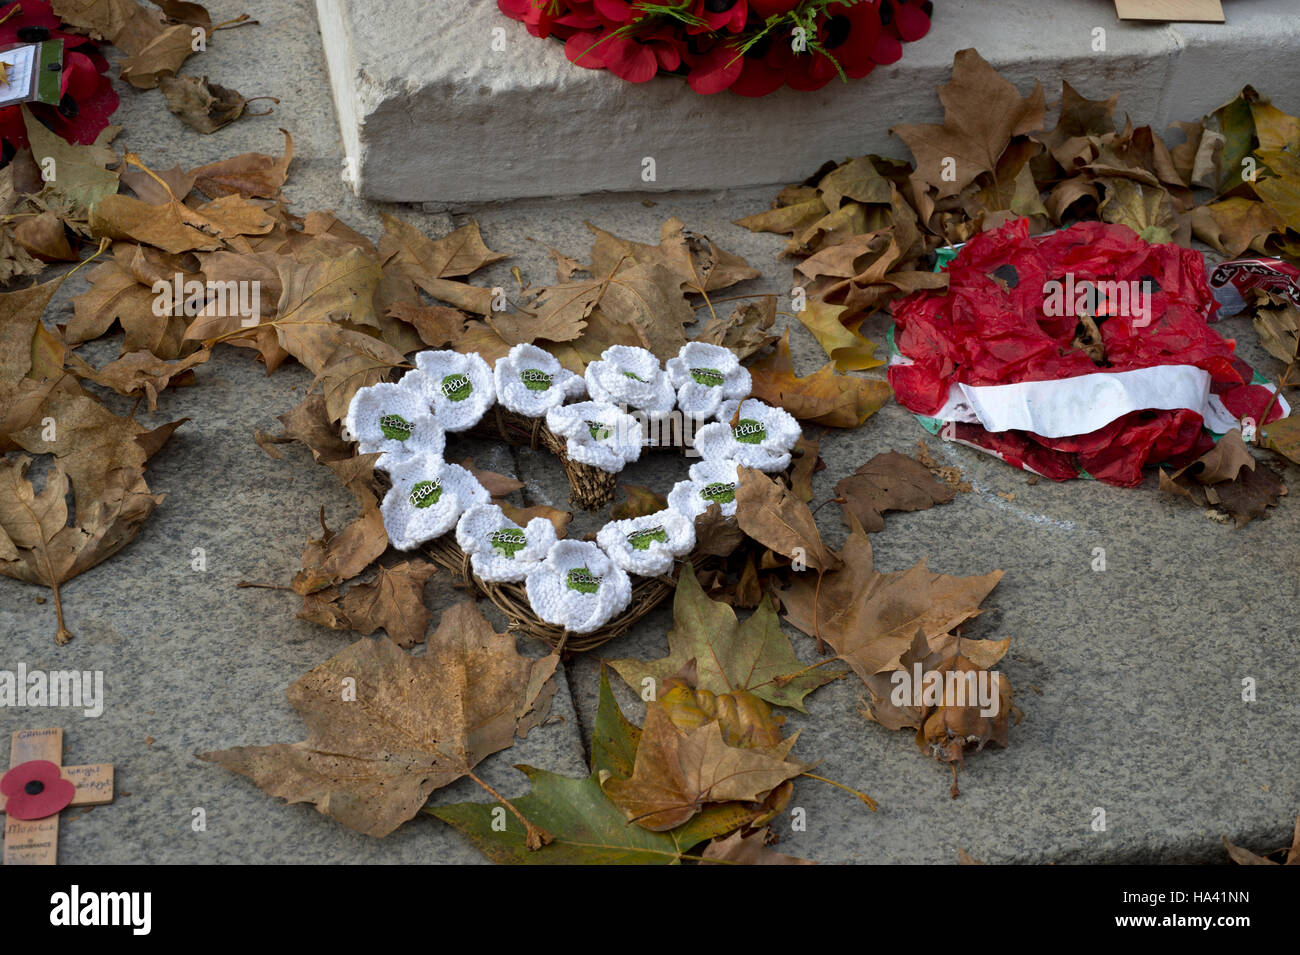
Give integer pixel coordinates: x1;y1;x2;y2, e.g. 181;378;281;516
455;503;558;583
494;343;585;418
381;454;490;551
343;377;445;466
596;508;695;578
665;341;751;419
525;539;633;634
412;350;495;432
545;400;643;473
585;345;676;419
693;398;801;472
667;458;741;518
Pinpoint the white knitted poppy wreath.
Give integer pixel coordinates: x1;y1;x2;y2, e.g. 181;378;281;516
344;341;803;651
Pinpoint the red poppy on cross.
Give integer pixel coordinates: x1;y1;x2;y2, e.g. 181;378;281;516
0;728;113;865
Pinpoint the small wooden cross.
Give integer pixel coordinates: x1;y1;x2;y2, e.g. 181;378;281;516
0;728;114;865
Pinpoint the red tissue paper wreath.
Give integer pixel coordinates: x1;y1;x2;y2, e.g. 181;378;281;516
0;0;119;151
497;0;932;96
888;220;1287;487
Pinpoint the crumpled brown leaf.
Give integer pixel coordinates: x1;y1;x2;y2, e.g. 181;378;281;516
297;559;438;648
602;702;805;832
1159;429;1287;526
835;450;955;533
747;330;891;429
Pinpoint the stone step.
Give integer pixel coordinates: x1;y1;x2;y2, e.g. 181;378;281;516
315;0;1300;206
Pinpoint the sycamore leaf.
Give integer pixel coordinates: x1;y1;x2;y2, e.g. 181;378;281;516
794;298;883;372
780;515;1003;682
91;180;275;254
592;667;641;781
1261;415;1300;466
702;828;815;865
835;451;955;533
0;279;63;381
747;330;891;428
1223;816;1300;866
891;48;1045;200
378;214;504;316
696;295;778;361
609;563;840;712
430;767;686;865
198;604;560;838
602;703;805;832
0;394;179;645
1097;177;1176;244
586;218;759;295
190;130;294;200
734;467;841;573
610;483;666;520
22;108;119;215
159;75;263;134
292;503;387;597
66;348;208;411
498;500;571;539
297;559;438;648
1159;429;1287;527
68;243;201;359
387;302;467;348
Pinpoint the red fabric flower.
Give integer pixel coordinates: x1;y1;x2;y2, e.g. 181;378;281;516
500;0;930;96
1;759;75;820
0;0;118;149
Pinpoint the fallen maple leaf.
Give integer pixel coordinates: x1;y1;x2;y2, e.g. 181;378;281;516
701;828;814;865
585;217;759;296
747;330;891;428
609;563;841;712
602;702;805;832
159;74;274;134
835;450;955;533
780;515;1002;683
198;602;560;839
1159;429;1287;527
610;483;667;520
734;467;841;573
66;348;209;411
891;48;1045;201
1223;816;1300;866
298;559;438;648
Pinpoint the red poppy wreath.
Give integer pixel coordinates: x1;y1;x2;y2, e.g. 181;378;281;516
0;0;119;151
497;0;933;96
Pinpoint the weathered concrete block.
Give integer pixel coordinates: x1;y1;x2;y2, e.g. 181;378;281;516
315;0;1300;205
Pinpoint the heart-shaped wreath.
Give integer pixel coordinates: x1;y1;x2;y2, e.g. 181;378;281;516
345;341;803;651
498;0;933;96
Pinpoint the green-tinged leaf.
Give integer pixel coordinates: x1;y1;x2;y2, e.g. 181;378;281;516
609;563;840;712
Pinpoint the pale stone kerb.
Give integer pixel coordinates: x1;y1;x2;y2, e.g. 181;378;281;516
316;0;363;189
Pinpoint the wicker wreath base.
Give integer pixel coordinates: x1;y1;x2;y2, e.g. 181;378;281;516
470;406;618;511
421;533;713;654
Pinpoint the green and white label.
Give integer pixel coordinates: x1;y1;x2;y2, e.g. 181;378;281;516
622;370;648;382
732;418;766;444
520;368;552;392
700;481;736;505
690;367;725;387
409;479;442;508
441;373;473;401
489;527;527;558
565;567;603;594
628;526;668;551
586;419;613;441
379;413;414;441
